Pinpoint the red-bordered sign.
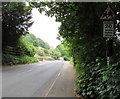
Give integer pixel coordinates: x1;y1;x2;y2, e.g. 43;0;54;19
100;5;116;21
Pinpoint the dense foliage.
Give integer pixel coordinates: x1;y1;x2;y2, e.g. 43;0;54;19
30;2;120;98
2;2;38;65
55;44;70;61
2;2;33;50
2;34;38;66
2;2;67;65
55;44;65;56
3;54;38;66
23;34;50;49
16;37;37;57
22;34;61;60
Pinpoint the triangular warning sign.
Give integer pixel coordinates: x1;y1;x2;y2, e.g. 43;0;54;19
100;5;116;21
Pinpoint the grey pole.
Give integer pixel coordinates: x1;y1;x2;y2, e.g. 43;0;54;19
106;38;110;66
107;56;110;66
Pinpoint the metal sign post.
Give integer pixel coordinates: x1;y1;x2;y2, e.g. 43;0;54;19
107;55;110;66
103;21;114;66
100;5;116;66
106;38;110;66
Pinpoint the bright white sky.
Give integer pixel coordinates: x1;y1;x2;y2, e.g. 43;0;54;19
29;8;61;49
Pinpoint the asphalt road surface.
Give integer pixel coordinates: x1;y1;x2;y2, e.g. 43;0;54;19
2;61;76;97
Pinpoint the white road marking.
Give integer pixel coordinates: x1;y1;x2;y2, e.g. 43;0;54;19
27;70;32;72
22;69;32;73
44;63;64;97
44;72;61;97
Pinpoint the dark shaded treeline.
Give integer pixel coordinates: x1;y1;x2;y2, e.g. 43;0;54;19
29;2;120;98
2;2;69;65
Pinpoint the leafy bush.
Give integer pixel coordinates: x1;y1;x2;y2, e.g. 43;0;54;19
99;62;120;98
24;42;37;57
49;49;61;60
44;49;50;56
16;37;37;57
23;34;50;49
55;44;66;57
64;56;70;61
70;57;74;65
37;50;45;56
75;61;120;99
2;54;38;66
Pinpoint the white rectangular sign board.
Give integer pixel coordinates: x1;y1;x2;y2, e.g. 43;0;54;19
103;21;114;37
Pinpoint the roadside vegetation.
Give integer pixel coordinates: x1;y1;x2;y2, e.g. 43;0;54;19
29;2;120;99
3;2;120;99
55;44;70;61
2;2;69;66
2;2;38;66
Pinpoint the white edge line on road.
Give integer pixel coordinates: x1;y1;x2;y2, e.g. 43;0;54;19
27;70;32;72
44;72;61;97
44;63;64;97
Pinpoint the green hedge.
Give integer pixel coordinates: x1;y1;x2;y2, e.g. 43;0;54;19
2;54;38;66
76;61;120;99
63;56;70;61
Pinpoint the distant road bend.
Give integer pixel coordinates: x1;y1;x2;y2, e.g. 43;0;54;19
2;60;76;97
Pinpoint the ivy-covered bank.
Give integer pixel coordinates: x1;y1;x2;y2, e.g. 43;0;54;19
29;2;120;98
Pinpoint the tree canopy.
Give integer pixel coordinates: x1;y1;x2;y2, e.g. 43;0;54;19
23;34;50;49
2;2;37;65
30;2;120;98
2;2;120;98
2;2;33;50
55;44;65;56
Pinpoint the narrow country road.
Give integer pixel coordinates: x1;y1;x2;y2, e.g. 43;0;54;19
2;61;76;97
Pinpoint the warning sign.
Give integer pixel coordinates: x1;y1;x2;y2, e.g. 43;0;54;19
103;21;114;37
100;5;116;21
